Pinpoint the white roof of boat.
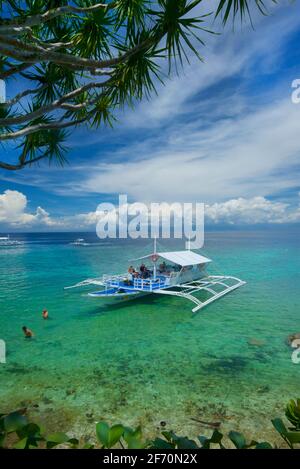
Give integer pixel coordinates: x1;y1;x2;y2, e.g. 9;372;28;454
131;250;212;266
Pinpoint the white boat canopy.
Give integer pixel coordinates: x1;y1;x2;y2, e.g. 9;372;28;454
131;250;212;267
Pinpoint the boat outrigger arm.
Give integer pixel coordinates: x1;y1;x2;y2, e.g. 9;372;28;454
152;275;245;314
64;277;105;289
64;241;246;314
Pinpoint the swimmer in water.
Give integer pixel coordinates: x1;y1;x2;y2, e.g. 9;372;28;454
22;326;34;338
42;309;49;319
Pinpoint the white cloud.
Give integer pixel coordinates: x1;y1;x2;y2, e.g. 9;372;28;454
0;189;27;221
206;196;300;224
0;190;299;231
0;190;56;227
0;190;104;229
65;98;300;203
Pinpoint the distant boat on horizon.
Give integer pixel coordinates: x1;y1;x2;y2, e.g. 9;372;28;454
69;238;90;246
0;234;23;246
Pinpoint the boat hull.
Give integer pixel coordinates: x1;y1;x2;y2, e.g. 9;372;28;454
88;288;149;304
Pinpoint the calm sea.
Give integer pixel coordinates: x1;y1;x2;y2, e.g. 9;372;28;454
0;229;299;443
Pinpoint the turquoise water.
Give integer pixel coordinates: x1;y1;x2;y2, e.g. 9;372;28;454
0;230;299;444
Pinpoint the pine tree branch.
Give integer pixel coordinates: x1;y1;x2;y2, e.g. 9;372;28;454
0;114;88;141
0;153;58;170
0;34;156;74
0;60;34;79
0;79;112;126
2;84;48;107
0;2;115;34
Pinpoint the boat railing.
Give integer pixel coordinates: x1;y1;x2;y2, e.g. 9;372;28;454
103;273;169;291
103;273;130;286
133;276;166;291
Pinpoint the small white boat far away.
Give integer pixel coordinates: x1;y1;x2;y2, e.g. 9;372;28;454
70;238;90;246
0;235;23;246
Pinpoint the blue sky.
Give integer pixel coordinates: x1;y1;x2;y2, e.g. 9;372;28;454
1;0;300;231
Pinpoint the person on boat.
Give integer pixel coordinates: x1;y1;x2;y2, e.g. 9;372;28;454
42;309;49;319
22;326;34;338
141;263;152;278
126;266;136;285
159;261;167;273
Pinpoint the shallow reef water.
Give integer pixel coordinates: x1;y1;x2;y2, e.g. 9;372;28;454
0;230;299;445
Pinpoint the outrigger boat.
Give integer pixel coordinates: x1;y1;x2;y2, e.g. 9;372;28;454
65;240;246;314
0;235;23;246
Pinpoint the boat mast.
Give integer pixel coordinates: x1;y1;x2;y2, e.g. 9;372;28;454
187;235;191;251
153;236;157;280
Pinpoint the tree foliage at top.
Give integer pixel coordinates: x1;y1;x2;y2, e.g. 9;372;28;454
0;0;278;170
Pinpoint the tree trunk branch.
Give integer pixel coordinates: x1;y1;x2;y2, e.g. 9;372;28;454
0;114;91;141
0;153;54;170
0;80;112;126
2;84;47;107
0;2;114;34
0;34;155;74
0;62;34;79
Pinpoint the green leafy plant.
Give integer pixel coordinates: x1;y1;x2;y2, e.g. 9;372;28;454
123;425;145;449
96;422;125;448
0;410;79;449
285;399;300;431
271;417;300;449
1;398;300;449
228;431;273;449
151;430;198;449
95;422;146;448
215;0;278;25
270;399;300;449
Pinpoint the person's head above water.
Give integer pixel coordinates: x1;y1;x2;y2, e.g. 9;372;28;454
22;326;33;337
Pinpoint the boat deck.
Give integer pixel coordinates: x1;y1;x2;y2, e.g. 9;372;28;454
107;274;169;292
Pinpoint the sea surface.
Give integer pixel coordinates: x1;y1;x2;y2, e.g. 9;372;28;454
0;229;299;445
